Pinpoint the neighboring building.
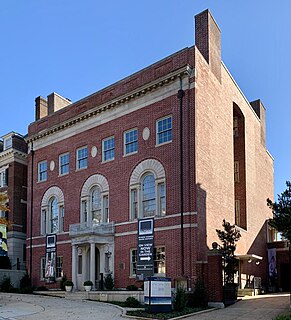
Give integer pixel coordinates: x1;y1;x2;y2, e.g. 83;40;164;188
0;132;28;270
26;9;274;293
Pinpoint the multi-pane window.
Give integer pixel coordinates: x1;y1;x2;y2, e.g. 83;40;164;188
142;174;156;217
234;161;239;182
130;189;138;220
59;153;69;175
38;161;47;182
233;117;239;137
158;183;166;216
157;116;172;145
124;129;138;155
235;200;240;226
130;246;166;276
50;197;59;233
41;209;47;235
0;169;8;187
56;256;63;278
91;187;102;223
103;195;109;223
3;137;12;150
102;136;115;162
81;200;88;223
76;147;88;170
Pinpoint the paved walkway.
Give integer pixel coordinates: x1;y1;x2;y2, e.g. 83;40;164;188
0;292;289;320
187;293;290;320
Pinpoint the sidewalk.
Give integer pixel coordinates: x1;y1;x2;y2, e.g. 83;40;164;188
186;293;290;320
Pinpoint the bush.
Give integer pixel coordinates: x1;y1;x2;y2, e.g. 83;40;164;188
20;272;31;289
0;277;13;292
125;296;140;308
104;274;114;290
64;280;74;287
126;284;138;291
60;275;67;290
187;279;208;308
173;288;188;311
84;280;93;286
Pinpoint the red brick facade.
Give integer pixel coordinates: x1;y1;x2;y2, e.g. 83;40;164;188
26;9;274;297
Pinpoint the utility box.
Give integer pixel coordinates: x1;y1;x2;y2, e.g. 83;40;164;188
144;277;172;313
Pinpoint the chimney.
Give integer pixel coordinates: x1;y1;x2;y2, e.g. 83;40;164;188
250;99;266;146
47;92;71;115
35;96;48;121
195;9;221;81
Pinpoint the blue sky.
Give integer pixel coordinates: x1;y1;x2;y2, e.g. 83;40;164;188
0;0;290;197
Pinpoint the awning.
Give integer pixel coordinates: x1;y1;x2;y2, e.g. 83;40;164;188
235;254;263;263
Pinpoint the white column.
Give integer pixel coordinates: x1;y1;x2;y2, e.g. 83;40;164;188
72;245;77;291
82;248;87;288
90;243;95;289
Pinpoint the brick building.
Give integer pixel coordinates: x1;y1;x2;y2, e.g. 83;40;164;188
0;132;27;270
26;10;274;294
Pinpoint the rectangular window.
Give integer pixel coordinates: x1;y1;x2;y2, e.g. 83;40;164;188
235;200;240;226
41;209;47;235
103;195;109;223
234;161;239;182
130;246;166;276
76;147;88;170
82;200;88;223
4;137;12;150
60;206;64;232
157;116;172;145
124;129;138;155
56;256;63;278
0;169;8;187
0;210;5;218
59;153;70;175
38;161;47;182
41;257;46;279
130;189;138;220
158;183;166;216
102;136;115;162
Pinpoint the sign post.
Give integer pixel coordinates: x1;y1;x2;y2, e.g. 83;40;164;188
137;218;154;279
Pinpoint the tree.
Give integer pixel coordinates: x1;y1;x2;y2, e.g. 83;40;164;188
216;219;241;285
267;181;291;241
0;192;9;212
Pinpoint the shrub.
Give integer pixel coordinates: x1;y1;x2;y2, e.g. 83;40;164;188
187;279;208;308
60;275;67;290
104;274;114;290
126;284;138;291
20;272;31;289
0;277;13;292
173;287;188;311
84;280;93;286
64;280;74;287
125;296;140;308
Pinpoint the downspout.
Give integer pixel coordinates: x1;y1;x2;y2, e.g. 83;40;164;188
29;142;34;284
177;78;185;276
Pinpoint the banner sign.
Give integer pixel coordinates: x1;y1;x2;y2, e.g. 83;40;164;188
0;224;8;256
137;218;154;278
45;234;56;281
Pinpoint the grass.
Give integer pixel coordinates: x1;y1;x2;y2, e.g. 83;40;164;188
126;307;207;319
273;314;291;320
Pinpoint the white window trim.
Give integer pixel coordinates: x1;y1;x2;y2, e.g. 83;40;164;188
156;115;172;146
76;146;88;170
123;128;138;156
38;161;48;182
3;137;12;150
59;152;70;176
102;136;115;163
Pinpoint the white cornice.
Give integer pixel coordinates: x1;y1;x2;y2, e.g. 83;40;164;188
0;149;27;166
27;65;194;150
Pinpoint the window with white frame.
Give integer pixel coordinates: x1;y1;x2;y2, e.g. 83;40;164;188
38;161;47;182
40;187;64;235
124;129;138;155
3;137;12;150
129;159;166;220
130;246;166;276
56;256;63;278
80;174;109;224
156;116;172;145
59;153;69;175
102;136;115;162
0;168;8;187
76;146;88;170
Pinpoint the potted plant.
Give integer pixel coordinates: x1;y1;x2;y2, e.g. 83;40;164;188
64;280;74;292
83;280;93;291
216;219;241;306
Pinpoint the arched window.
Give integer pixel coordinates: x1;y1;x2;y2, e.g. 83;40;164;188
41;186;65;235
80;174;109;224
130;159;166;220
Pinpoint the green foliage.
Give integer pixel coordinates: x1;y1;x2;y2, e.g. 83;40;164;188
20;271;31;289
0;277;13;292
84;280;93;286
64;280;74;287
126;284;138;291
125;296;140;307
60;275;67;290
268;181;291;241
173;287;188;311
216;219;241;285
187;279;208;308
273;313;291;320
104;273;114;290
